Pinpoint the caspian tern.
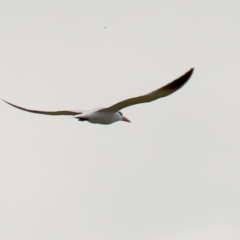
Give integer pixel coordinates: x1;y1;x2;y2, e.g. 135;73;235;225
3;68;194;124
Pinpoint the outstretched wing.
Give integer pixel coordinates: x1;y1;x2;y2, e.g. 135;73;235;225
2;99;82;116
100;68;194;112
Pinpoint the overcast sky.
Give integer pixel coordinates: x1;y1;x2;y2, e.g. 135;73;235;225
0;1;240;240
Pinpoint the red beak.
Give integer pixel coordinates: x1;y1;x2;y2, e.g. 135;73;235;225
122;116;131;123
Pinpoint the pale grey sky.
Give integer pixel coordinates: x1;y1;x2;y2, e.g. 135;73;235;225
0;1;240;239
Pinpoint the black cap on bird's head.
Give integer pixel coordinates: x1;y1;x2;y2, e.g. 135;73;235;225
118;111;130;123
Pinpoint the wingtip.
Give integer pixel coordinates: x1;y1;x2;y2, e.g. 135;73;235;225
184;68;194;79
189;68;194;74
2;99;13;106
188;67;194;73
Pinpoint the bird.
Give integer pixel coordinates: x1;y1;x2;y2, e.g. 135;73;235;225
3;68;194;125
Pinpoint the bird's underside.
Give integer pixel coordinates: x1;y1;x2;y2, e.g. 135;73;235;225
3;68;194;124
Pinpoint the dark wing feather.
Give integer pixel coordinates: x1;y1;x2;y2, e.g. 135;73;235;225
100;68;194;112
2;99;82;116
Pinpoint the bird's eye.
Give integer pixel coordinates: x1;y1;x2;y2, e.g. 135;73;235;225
118;111;122;116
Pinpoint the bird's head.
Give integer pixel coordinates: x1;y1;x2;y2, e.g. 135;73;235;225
118;111;131;123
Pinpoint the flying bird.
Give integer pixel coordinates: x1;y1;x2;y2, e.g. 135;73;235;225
3;68;194;125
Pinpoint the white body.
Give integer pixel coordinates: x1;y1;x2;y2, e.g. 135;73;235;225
75;109;122;124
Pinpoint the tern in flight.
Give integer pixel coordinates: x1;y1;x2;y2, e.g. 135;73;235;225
3;68;194;124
